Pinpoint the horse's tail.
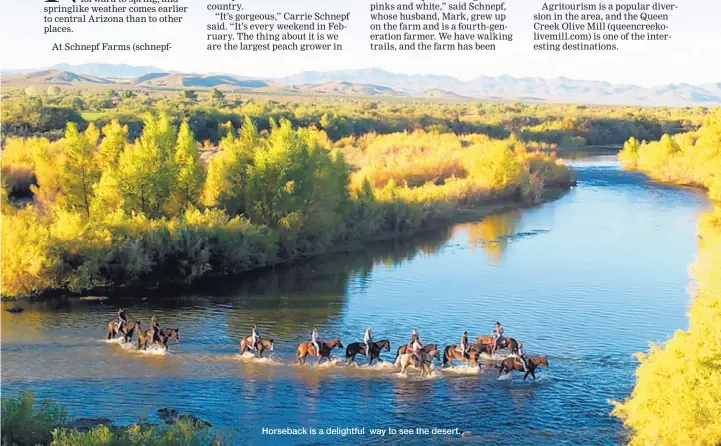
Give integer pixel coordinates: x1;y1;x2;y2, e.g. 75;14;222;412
107;330;112;340
442;346;450;366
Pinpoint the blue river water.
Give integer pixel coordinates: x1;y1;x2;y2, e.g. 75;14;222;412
1;156;711;445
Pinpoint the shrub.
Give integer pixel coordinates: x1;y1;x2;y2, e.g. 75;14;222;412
1;390;67;446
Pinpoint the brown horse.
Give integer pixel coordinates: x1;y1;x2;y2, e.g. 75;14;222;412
498;355;548;380
475;336;519;355
107;319;141;342
442;345;480;368
394;343;438;362
239;336;275;358
296;339;344;365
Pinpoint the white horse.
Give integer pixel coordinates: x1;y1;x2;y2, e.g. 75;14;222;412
395;349;440;376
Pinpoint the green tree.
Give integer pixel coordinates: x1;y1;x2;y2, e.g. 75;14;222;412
180;90;198;101
47;86;62;96
209;88;225;101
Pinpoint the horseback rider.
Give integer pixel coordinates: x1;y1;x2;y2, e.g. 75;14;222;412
518;343;529;372
251;324;260;351
491;322;504;355
150;316;161;344
117;308;128;333
457;330;470;357
363;328;373;358
410;330;424;368
311;327;321;358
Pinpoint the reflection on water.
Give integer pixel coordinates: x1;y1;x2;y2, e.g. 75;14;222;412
1;157;712;445
456;210;523;263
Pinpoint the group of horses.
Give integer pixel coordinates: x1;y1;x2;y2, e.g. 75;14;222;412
106;320;547;380
239;333;549;381
106;318;180;351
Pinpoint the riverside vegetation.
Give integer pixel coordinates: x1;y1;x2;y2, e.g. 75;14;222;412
1;86;706;144
1;108;572;298
612;110;721;445
1;390;226;446
1;88;717;300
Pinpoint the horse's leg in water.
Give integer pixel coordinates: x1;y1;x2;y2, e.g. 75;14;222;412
523;371;530;381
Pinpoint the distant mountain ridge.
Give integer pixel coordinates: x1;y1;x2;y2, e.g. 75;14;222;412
3;63;720;106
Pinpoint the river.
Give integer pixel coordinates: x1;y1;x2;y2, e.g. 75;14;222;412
1;156;711;445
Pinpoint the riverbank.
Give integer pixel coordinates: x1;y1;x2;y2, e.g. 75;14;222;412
616;111;720;201
2;186;571;302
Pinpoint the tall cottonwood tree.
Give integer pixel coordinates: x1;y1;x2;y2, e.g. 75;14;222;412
96;120;128;171
117;113;177;217
168;121;205;214
244;120;350;253
61;123;101;217
203;117;258;215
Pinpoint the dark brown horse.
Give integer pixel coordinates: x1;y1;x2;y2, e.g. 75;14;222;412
107;319;140;343
498;355;548;380
394;343;438;362
137;326;177;351
239;336;274;358
475;336;519;355
442;344;480;368
345;340;391;365
158;328;180;348
296;339;344;365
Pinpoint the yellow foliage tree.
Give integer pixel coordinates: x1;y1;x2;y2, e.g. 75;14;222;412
167;121;205;215
60;123;101;217
612;208;721;446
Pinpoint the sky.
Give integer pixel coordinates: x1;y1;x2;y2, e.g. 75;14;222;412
1;0;720;86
